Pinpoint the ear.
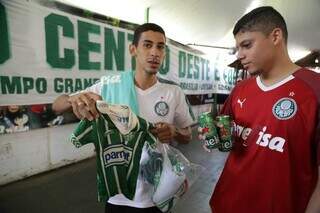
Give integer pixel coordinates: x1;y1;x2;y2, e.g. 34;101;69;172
129;44;137;56
271;28;283;45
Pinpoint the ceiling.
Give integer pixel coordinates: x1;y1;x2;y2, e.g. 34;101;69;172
59;0;320;61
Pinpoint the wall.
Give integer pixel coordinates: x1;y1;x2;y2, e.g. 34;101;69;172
0;124;95;185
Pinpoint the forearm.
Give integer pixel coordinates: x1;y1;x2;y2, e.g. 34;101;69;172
52;94;71;114
306;168;320;213
174;127;192;144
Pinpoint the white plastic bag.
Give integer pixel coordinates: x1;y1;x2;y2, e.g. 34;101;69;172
140;142;204;212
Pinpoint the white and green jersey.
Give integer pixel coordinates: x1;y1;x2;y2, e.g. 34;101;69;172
70;101;157;202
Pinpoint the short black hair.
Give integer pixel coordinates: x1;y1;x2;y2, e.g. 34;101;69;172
132;23;166;46
233;6;288;42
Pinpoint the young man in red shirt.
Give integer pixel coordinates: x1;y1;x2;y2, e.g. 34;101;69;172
209;6;320;213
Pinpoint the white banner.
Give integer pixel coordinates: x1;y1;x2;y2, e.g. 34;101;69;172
0;0;237;106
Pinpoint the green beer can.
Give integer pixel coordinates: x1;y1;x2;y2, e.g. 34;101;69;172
216;115;233;152
198;112;220;149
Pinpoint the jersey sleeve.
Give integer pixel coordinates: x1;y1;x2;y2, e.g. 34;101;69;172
293;69;320;165
70;119;95;148
174;88;195;128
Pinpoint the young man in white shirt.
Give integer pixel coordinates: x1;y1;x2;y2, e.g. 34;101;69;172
53;23;194;213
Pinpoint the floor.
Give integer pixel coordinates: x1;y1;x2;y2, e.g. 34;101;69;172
0;130;228;213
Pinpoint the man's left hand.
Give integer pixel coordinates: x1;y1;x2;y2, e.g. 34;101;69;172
151;122;176;143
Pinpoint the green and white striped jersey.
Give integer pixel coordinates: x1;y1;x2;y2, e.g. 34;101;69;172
70;101;157;202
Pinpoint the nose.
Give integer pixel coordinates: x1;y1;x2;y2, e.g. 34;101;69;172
236;50;245;61
150;46;160;58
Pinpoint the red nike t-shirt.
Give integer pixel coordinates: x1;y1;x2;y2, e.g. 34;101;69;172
210;68;320;213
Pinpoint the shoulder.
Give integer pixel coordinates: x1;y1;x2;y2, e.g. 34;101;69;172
229;77;255;96
293;68;320;103
157;77;184;93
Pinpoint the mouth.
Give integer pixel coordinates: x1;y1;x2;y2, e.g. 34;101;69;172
147;60;160;68
242;62;250;69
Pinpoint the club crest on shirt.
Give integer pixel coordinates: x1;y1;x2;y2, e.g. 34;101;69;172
154;101;169;116
272;97;297;120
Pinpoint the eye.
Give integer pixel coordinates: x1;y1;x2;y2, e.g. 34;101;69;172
242;42;252;49
143;43;152;48
157;45;165;50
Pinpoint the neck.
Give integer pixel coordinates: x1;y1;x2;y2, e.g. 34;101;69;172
259;50;300;86
134;69;157;90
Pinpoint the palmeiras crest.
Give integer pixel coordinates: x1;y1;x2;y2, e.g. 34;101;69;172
272;97;297;120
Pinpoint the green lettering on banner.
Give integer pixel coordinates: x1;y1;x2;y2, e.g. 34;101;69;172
214;68;220;81
54;78;100;93
22;77;34;93
75;79;82;91
0;76;47;94
187;54;193;79
127;33;135;70
223;69;236;85
0;3;10;64
205;60;210;80
179;51;186;78
54;78;64;93
104;28;125;71
159;46;170;75
78;20;101;70
36;78;47;93
1;76;22;94
65;78;73;93
45;14;75;69
193;56;200;80
213;55;220;81
200;58;206;80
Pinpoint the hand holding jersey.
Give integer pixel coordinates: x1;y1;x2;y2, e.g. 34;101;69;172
67;92;102;121
150;122;176;144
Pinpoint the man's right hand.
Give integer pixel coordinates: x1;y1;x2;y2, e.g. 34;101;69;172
68;92;102;121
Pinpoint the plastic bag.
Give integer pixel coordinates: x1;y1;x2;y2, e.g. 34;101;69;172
140;142;204;212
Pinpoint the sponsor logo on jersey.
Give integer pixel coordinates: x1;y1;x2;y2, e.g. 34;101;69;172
272;97;297;120
256;126;286;152
154;101;169;116
237;98;246;108
234;123;286;153
104;145;132;166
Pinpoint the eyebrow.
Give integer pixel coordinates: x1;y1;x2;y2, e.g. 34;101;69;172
236;39;252;49
142;40;165;45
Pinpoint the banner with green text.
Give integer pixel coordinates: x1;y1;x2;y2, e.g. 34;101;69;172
0;0;237;106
